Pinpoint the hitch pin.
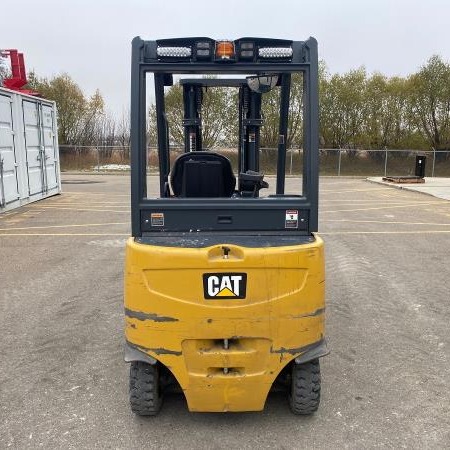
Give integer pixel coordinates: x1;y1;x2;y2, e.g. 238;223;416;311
222;246;230;259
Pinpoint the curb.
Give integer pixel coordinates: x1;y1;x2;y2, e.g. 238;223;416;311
365;177;450;201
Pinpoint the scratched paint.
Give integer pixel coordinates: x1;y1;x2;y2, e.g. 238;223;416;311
125;308;179;322
291;307;325;318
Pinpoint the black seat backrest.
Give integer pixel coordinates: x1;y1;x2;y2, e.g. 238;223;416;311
170;151;236;197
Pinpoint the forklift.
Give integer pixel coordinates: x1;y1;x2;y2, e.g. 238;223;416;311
124;36;327;415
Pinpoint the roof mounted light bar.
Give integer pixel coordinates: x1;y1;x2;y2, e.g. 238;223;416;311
258;47;293;58
154;39;296;62
157;46;192;58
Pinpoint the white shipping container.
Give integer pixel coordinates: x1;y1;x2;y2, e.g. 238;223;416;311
0;86;61;212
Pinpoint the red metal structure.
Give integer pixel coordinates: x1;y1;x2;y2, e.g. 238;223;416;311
1;49;39;96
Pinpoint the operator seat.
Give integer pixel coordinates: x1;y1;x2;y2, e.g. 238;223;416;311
170;151;236;197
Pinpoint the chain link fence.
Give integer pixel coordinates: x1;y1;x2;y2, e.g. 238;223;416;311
59;145;450;177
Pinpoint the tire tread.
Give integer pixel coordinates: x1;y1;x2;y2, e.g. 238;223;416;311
129;361;162;416
289;359;321;415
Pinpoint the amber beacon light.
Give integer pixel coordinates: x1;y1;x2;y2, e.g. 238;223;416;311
215;41;235;59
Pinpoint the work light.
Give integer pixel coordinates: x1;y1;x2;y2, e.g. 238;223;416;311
157;46;192;58
258;47;293;58
239;42;255;59
196;41;211;58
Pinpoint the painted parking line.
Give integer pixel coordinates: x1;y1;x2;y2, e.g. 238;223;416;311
42;201;130;206
54;200;418;207
323;219;450;226
0;232;129;237
0;222;128;232
35;206;130;213
320;201;437;207
322;201;446;213
320;187;392;193
320;230;450;235
63;191;130;196
34;203;130;209
0;209;34;219
320;197;436;203
2;230;450;237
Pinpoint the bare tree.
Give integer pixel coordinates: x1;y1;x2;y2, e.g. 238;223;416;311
117;108;131;162
28;73;104;145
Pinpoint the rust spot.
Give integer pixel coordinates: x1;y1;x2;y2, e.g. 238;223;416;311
125;308;178;322
207;319;213;323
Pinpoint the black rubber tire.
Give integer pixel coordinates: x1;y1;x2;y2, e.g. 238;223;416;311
289;359;321;415
129;361;162;416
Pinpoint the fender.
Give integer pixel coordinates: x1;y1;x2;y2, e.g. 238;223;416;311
124;341;157;365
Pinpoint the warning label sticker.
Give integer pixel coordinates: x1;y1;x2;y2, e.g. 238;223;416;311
150;213;164;227
285;210;298;229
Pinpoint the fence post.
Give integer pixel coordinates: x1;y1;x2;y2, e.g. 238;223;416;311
289;149;293;175
384;147;388;177
431;147;436;178
96;146;100;172
337;148;342;176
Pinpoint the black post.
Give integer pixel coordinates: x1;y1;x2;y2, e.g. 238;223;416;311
196;86;203;151
155;73;170;197
247;92;261;172
238;87;243;173
130;37;147;237
182;85;191;153
239;87;250;174
276;73;291;194
183;85;202;152
301;38;319;232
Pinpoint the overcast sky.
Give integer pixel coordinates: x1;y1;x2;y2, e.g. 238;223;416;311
2;0;449;116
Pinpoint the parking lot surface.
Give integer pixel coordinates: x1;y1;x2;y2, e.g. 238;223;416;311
1;174;449;449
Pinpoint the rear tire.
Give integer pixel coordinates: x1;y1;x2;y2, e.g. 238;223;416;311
289;358;321;415
129;361;162;416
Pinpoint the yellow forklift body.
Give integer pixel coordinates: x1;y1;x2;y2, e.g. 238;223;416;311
124;235;325;412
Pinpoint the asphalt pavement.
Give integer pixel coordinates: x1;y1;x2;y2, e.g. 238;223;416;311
1;174;449;449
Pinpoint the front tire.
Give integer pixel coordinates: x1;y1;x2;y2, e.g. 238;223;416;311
289;359;321;415
129;361;162;416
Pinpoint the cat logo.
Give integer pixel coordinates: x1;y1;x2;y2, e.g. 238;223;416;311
203;273;247;299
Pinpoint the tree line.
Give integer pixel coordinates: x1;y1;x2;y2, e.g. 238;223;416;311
2;54;449;152
153;55;450;152
319;56;450;152
26;72;131;160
